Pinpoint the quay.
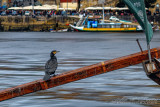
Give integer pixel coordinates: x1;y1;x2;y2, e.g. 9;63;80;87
0;15;159;32
0;47;160;102
0;16;79;31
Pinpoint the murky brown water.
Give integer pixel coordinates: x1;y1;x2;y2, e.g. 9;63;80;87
0;31;160;107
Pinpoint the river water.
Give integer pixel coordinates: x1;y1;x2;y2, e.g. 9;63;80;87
0;31;160;107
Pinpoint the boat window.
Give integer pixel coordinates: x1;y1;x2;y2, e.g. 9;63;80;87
111;25;114;28
115;25;121;28
124;25;129;28
98;25;102;28
132;25;136;28
106;25;110;28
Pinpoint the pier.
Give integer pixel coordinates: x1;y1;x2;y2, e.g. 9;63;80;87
0;47;160;102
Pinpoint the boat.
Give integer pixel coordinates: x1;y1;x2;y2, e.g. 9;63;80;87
50;28;68;32
123;0;160;85
70;15;143;32
143;58;160;85
152;25;160;31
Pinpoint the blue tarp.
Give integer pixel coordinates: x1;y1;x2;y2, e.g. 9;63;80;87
87;21;98;28
2;5;7;9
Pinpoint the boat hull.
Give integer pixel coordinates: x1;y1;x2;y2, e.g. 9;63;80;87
70;24;142;32
78;28;142;32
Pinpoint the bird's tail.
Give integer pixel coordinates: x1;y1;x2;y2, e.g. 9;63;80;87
43;72;51;81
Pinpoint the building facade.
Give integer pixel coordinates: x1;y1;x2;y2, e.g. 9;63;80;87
80;0;118;9
0;0;160;13
60;0;78;9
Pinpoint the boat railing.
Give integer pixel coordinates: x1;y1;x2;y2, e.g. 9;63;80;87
84;23;137;28
76;16;88;27
76;17;84;26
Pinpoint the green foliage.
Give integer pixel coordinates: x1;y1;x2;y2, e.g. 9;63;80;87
116;0;125;7
145;0;157;8
118;0;157;8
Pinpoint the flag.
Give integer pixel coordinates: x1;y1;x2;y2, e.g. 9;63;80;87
122;0;153;44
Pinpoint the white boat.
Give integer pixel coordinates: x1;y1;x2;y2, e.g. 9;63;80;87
50;29;68;32
70;16;143;32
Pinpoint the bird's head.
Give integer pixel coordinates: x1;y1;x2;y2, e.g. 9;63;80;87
50;50;60;58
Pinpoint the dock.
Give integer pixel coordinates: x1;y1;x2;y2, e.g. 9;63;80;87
0;47;160;102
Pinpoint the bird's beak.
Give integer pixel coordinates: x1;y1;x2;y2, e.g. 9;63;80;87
56;51;60;54
53;51;60;54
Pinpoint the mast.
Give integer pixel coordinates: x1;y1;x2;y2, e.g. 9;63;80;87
102;3;105;23
98;0;105;23
32;0;34;15
147;44;152;63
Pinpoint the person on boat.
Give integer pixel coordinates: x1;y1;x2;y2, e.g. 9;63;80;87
56;22;59;32
90;23;92;28
43;50;59;81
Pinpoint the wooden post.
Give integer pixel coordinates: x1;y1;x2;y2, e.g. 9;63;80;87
0;47;160;101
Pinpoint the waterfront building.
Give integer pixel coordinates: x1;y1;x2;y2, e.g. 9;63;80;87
80;0;160;14
38;0;57;5
60;0;78;10
80;0;118;9
0;0;159;14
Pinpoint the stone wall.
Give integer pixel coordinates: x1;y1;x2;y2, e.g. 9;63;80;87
80;0;119;9
0;16;79;31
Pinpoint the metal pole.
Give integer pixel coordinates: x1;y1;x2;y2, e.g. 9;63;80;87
102;3;104;23
22;0;24;15
32;0;34;15
67;0;68;17
147;43;152;63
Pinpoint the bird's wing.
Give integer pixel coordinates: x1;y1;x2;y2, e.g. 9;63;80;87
45;59;58;73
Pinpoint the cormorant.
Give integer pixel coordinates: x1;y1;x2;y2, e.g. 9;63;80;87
43;50;59;81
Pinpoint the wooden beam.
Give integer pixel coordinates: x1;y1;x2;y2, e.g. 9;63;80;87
0;47;160;102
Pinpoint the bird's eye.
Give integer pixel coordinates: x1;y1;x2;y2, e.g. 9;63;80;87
53;52;56;54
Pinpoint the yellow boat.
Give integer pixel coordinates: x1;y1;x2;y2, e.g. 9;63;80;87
70;16;143;32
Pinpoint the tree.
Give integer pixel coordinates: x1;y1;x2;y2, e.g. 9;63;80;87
116;0;157;8
116;0;125;7
145;0;157;8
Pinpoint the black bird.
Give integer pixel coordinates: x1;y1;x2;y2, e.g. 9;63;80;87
43;50;59;81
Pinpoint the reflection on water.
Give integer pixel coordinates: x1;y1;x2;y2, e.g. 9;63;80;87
0;32;160;107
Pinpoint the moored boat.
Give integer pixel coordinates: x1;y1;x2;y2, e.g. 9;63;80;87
70;16;143;32
50;28;68;32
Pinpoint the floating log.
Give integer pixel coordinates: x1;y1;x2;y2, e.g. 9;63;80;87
0;47;160;102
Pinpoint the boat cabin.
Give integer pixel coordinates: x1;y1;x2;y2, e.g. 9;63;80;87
82;18;138;29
